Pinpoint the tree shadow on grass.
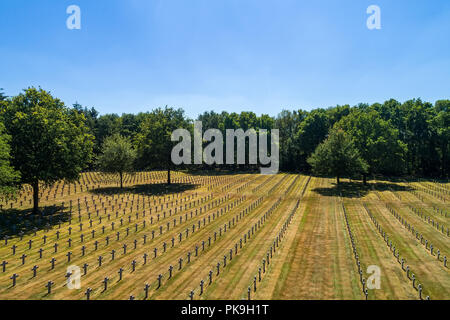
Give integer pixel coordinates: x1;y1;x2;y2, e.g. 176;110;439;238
312;181;413;198
89;183;199;197
184;168;259;176
0;205;71;239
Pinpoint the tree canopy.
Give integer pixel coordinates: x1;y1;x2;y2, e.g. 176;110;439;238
136;107;191;184
432;100;450;177
295;110;331;171
97;133;136;189
72;98;449;179
1;87;94;213
1;86;447;196
335;109;407;183
0;89;7;101
308;128;368;184
0;121;20;195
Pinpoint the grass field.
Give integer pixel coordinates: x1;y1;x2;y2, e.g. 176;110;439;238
0;172;448;300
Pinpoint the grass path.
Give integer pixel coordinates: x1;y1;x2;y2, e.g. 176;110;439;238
0;173;448;300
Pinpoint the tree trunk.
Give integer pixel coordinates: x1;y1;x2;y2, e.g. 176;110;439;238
32;181;40;215
363;174;367;186
119;172;123;189
168;167;171;185
337;176;340;185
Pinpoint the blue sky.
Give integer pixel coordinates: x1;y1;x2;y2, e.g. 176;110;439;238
1;0;449;118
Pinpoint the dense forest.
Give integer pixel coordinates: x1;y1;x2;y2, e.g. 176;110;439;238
72;96;449;178
0;87;448;212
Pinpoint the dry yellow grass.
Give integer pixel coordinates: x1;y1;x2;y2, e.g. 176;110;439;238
0;173;448;300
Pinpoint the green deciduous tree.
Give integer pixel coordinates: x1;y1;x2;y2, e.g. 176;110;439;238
295;110;330;171
308;128;368;185
0;89;7;101
136;107;191;184
9;92;446;179
433;100;450;177
97;134;136;189
1;87;94;214
96;114;122;153
0;120;20;195
402;100;438;176
335;110;407;184
275;110;306;171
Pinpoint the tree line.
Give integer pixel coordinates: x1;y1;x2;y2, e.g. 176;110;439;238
0;87;448;213
74;95;449;179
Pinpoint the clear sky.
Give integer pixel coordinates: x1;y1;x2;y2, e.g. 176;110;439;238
1;0;449;118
